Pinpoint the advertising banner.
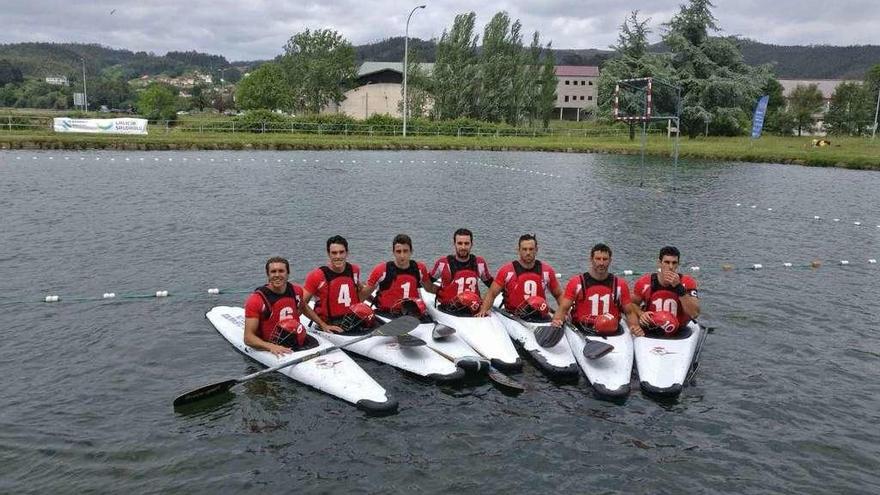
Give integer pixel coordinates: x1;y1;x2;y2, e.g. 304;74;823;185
53;118;148;135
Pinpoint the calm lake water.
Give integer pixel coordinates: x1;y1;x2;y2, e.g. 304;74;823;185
1;150;878;494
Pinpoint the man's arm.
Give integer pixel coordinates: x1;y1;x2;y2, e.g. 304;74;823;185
243;317;292;357
301;289;342;333
358;283;376;304
550;296;574;327
476;281;503;317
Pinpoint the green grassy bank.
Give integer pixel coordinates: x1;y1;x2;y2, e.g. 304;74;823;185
1;130;878;170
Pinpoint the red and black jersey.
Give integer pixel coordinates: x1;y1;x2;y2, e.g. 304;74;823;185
633;273;698;329
564;273;632;322
495;260;560;310
431;254;493;305
243;283;303;342
369;260;429;312
304;263;361;321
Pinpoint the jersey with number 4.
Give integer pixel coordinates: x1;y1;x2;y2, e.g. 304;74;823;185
368;260;431;312
564;273;631;322
304;263;361;321
633;273;698;328
495;260;559;311
430;255;493;305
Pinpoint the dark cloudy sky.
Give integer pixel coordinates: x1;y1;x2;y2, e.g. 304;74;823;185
2;1;877;61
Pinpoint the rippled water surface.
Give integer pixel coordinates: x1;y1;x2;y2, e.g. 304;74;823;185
1;150;878;494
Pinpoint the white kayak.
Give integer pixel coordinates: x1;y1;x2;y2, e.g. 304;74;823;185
373;312;486;374
206;306;397;414
494;309;579;379
565;320;634;398
301;313;465;383
633;321;705;396
421;290;522;372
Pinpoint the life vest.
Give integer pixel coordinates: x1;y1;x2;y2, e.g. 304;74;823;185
318;263;359;320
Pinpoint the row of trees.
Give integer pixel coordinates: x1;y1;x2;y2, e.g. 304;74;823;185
235;12;559;126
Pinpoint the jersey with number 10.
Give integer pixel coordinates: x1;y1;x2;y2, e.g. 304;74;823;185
633;273;698;328
304;263;361;321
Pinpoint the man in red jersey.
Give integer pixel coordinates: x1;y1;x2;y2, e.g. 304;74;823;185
303;235;364;333
360;234;436;315
631;246;700;336
243;256;314;356
549;243;640;333
476;234;563;318
429;228;494;310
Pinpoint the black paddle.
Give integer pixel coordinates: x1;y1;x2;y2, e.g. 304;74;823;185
569;322;614;359
173;316;421;407
494;306;564;348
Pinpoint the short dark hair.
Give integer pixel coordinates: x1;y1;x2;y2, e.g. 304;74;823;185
590;243;612;258
518;233;537;247
326;235;349;252
265;256;289;275
453;228;473;242
659;246;680;260
393;234;413;251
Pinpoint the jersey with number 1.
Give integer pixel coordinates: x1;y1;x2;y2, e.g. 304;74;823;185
304;263;361;321
633;273;698;328
495;260;560;311
368;260;431;312
430;255;493;306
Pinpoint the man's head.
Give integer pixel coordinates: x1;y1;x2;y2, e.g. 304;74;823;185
326;235;349;271
453;228;473;260
657;246;681;273
589;243;612;279
392;234;413;266
517;233;538;265
264;256;290;292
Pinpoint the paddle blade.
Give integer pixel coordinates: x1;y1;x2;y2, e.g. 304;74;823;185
534;325;564;348
487;368;526;393
373;315;421;337
583;339;614;359
454;356;490;373
396;334;427;347
173;379;238;407
432;324;456;339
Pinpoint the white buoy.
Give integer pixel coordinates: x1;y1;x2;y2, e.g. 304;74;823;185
208;288;220;294
44;295;60;302
155;290;169;298
854;222;861;226
869;259;877;264
814;216;821;220
751;205;757;209
623;270;634;276
752;264;763;270
783;262;793;267
833;218;840;222
690;266;700;271
839;260;850;265
103;293;116;299
735;203;741;207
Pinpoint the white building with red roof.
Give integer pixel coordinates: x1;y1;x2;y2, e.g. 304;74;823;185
554;65;600;120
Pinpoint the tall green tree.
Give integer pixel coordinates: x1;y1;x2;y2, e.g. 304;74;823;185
281;29;356;114
236;62;293;112
0;59;24;85
137;83;178;121
537;41;558;128
480;12;524;124
787;83;824;136
824;82;871;135
432;12;480;120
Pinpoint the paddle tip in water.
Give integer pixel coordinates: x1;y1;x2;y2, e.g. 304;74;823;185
173;379;237;407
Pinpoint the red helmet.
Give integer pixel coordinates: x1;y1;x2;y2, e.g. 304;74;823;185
340;303;375;332
649;310;679;335
517;295;549;319
276;318;306;346
593;313;619;335
453;291;482;314
395;298;427;318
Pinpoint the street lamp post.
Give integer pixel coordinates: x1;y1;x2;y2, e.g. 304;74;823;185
81;58;88;112
217;68;226;113
402;4;426;137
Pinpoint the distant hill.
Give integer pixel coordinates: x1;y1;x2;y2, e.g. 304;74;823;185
0;42;232;80
1;39;877;81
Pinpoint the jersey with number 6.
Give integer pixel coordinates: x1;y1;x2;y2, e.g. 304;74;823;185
430;254;493;306
495;260;560;311
368;260;431;312
564;273;631;322
244;283;304;342
304;263;361;321
633;273;698;328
